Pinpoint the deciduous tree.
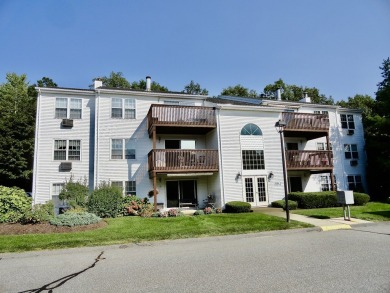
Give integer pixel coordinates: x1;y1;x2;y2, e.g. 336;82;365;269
183;80;208;95
221;84;258;98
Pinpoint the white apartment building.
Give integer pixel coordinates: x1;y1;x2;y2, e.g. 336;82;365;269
32;78;367;211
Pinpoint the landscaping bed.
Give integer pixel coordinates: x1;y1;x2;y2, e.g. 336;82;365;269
0;221;107;235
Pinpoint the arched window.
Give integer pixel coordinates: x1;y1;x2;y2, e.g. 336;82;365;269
240;123;262;135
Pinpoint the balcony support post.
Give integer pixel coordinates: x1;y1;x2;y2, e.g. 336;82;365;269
153;172;157;212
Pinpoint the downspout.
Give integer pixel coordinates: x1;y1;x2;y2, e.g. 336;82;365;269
32;88;41;205
216;106;226;207
335;107;346;190
94;90;100;189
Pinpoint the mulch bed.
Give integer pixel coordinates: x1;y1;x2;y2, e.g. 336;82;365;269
0;221;107;235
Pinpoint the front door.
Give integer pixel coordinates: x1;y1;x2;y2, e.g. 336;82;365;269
243;176;267;206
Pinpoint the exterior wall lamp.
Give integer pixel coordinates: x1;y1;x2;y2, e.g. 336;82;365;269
275;119;290;222
236;172;242;180
268;171;274;180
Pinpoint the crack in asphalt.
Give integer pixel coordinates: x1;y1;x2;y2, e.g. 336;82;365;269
18;251;105;293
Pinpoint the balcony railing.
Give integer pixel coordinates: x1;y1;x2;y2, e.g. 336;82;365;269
286;150;333;170
148;149;219;173
282;112;329;132
147;104;216;136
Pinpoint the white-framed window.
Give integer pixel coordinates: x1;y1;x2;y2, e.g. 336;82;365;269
111;139;136;160
111;98;136;119
317;142;332;151
111;180;136;195
54;140;81;161
241;123;262;136
320;176;331;191
347;175;363;191
55;98;82;119
242;150;265;170
340;114;355;129
52;183;66;207
344;144;358;159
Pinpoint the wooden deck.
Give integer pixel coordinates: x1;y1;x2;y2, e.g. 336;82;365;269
282;112;329;140
286;150;333;170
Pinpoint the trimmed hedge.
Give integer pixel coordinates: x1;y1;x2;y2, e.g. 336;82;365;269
271;200;298;210
50;212;101;227
224;201;251;213
289;191;370;209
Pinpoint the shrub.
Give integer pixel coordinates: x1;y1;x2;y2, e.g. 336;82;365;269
193;210;204;216
50;211;101;227
152;211;168;218
123;195;154;217
224;201;251;213
387;197;390;204
0;186;32;223
289;191;371;209
289;192;338;209
88;183;123;218
353;192;370;206
168;209;181;217
215;208;222;214
20;201;55;224
271;200;298;210
59;177;89;208
203;207;213;214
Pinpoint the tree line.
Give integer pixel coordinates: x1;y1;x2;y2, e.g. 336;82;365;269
1;60;389;200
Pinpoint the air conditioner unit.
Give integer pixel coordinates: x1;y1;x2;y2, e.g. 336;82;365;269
347;129;354;135
62;119;73;127
350;160;358;166
59;162;72;171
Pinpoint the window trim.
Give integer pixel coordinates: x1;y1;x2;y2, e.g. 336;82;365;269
111;139;136;160
344;144;358;159
111;98;136;119
340;114;355;129
110;180;136;195
53;139;81;161
347;175;363;191
55;97;82;119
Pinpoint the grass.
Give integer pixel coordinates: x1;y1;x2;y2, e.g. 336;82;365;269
292;202;390;222
0;213;312;253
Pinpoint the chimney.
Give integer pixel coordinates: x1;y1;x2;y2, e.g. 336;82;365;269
299;91;311;103
275;88;282;101
146;76;151;91
94;78;103;89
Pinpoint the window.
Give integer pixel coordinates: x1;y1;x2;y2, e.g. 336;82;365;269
111;98;136;119
340;114;355;129
52;183;66;207
314;110;328;114
320;176;331;191
111;181;123;190
54;140;81;161
125;181;136;195
241;123;262;135
347;175;363;191
344;144;358;159
111;139;136;160
318;142;332;150
55;98;82;119
242;150;265;170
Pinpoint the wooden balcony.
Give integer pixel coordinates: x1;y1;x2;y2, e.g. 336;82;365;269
282;112;329;140
148;149;219;174
147;104;216;137
286;150;333;171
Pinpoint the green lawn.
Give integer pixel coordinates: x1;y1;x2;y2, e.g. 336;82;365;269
292;202;390;221
0;213;312;253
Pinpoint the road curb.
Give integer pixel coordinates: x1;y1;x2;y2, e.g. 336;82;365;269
320;224;351;231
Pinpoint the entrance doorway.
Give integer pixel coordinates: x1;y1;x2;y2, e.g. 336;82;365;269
166;180;197;208
289;177;303;192
243;176;267;206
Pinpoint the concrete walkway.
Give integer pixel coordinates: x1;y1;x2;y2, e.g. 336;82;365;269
255;207;372;231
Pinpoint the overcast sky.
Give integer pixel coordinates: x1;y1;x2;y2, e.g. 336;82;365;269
1;0;389;101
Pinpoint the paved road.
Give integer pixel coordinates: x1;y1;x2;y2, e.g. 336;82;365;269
1;223;389;293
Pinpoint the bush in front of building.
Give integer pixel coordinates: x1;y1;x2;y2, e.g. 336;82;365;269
59;177;89;208
87;183;123;218
289;191;370;209
50;211;101;227
271;200;298;210
0;186;32;223
20;201;55;224
224;201;251;213
353;192;370;206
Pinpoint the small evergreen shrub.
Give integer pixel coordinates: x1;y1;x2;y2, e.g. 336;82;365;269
224;201;251;213
353;192;370;206
193;210;204;216
88;183;123;218
20;201;55;224
0;186;32;223
50;211;101;227
271;200;298;210
289;191;371;209
59;177;89;208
